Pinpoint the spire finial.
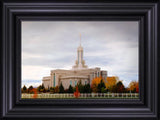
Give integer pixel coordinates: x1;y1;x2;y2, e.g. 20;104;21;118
80;33;81;46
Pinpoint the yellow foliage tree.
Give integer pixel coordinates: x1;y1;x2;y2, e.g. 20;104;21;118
91;77;103;86
91;76;105;93
105;77;117;89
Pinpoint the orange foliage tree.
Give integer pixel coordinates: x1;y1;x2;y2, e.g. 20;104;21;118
54;86;59;93
91;76;105;93
32;88;38;99
128;81;139;93
74;86;80;98
105;77;117;90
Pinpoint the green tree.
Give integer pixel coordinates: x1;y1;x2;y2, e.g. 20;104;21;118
101;87;106;93
77;80;84;93
97;79;106;93
37;85;42;92
22;85;27;93
47;86;50;92
68;85;73;93
23;85;27;91
59;83;64;93
73;87;76;92
37;84;46;93
50;87;55;93
41;84;45;89
83;84;92;93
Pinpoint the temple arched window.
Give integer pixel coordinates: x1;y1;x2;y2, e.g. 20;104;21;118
85;81;87;85
70;80;72;85
75;81;77;86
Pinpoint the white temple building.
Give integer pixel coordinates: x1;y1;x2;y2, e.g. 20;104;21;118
42;35;107;89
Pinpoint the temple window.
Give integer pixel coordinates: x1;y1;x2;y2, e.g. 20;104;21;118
75;81;77;86
85;81;87;85
70;80;72;85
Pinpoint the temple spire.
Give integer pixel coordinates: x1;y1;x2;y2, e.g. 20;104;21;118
72;34;88;70
80;33;81;46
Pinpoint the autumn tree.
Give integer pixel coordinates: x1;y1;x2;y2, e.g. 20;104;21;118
64;89;69;93
28;85;34;93
108;81;125;93
116;81;125;93
74;86;80;98
128;81;139;93
28;85;33;90
91;83;98;93
105;77;117;92
136;84;139;93
91;77;102;86
50;87;55;93
32;88;38;98
54;86;59;93
91;77;104;93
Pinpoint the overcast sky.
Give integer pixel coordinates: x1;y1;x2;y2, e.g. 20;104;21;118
22;21;139;88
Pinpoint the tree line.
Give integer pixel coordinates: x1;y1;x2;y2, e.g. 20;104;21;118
21;77;139;94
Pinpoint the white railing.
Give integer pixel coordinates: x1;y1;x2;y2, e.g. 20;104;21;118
21;93;139;99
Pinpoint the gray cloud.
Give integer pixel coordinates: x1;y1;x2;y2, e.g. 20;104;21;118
22;21;139;87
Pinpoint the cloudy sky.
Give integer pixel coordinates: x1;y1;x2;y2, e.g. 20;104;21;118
22;21;139;88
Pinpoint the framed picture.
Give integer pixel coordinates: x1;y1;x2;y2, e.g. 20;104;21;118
0;0;159;120
21;21;139;99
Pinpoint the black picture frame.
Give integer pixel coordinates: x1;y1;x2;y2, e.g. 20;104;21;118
0;0;159;120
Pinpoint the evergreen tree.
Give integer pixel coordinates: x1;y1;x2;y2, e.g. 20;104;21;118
77;80;84;93
83;84;92;93
23;85;27;91
116;81;125;93
22;85;27;93
87;84;92;93
97;79;106;93
28;85;33;90
59;83;64;93
37;85;42;92
47;86;50;92
28;85;34;93
101;87;106;93
68;85;73;93
41;84;45;89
